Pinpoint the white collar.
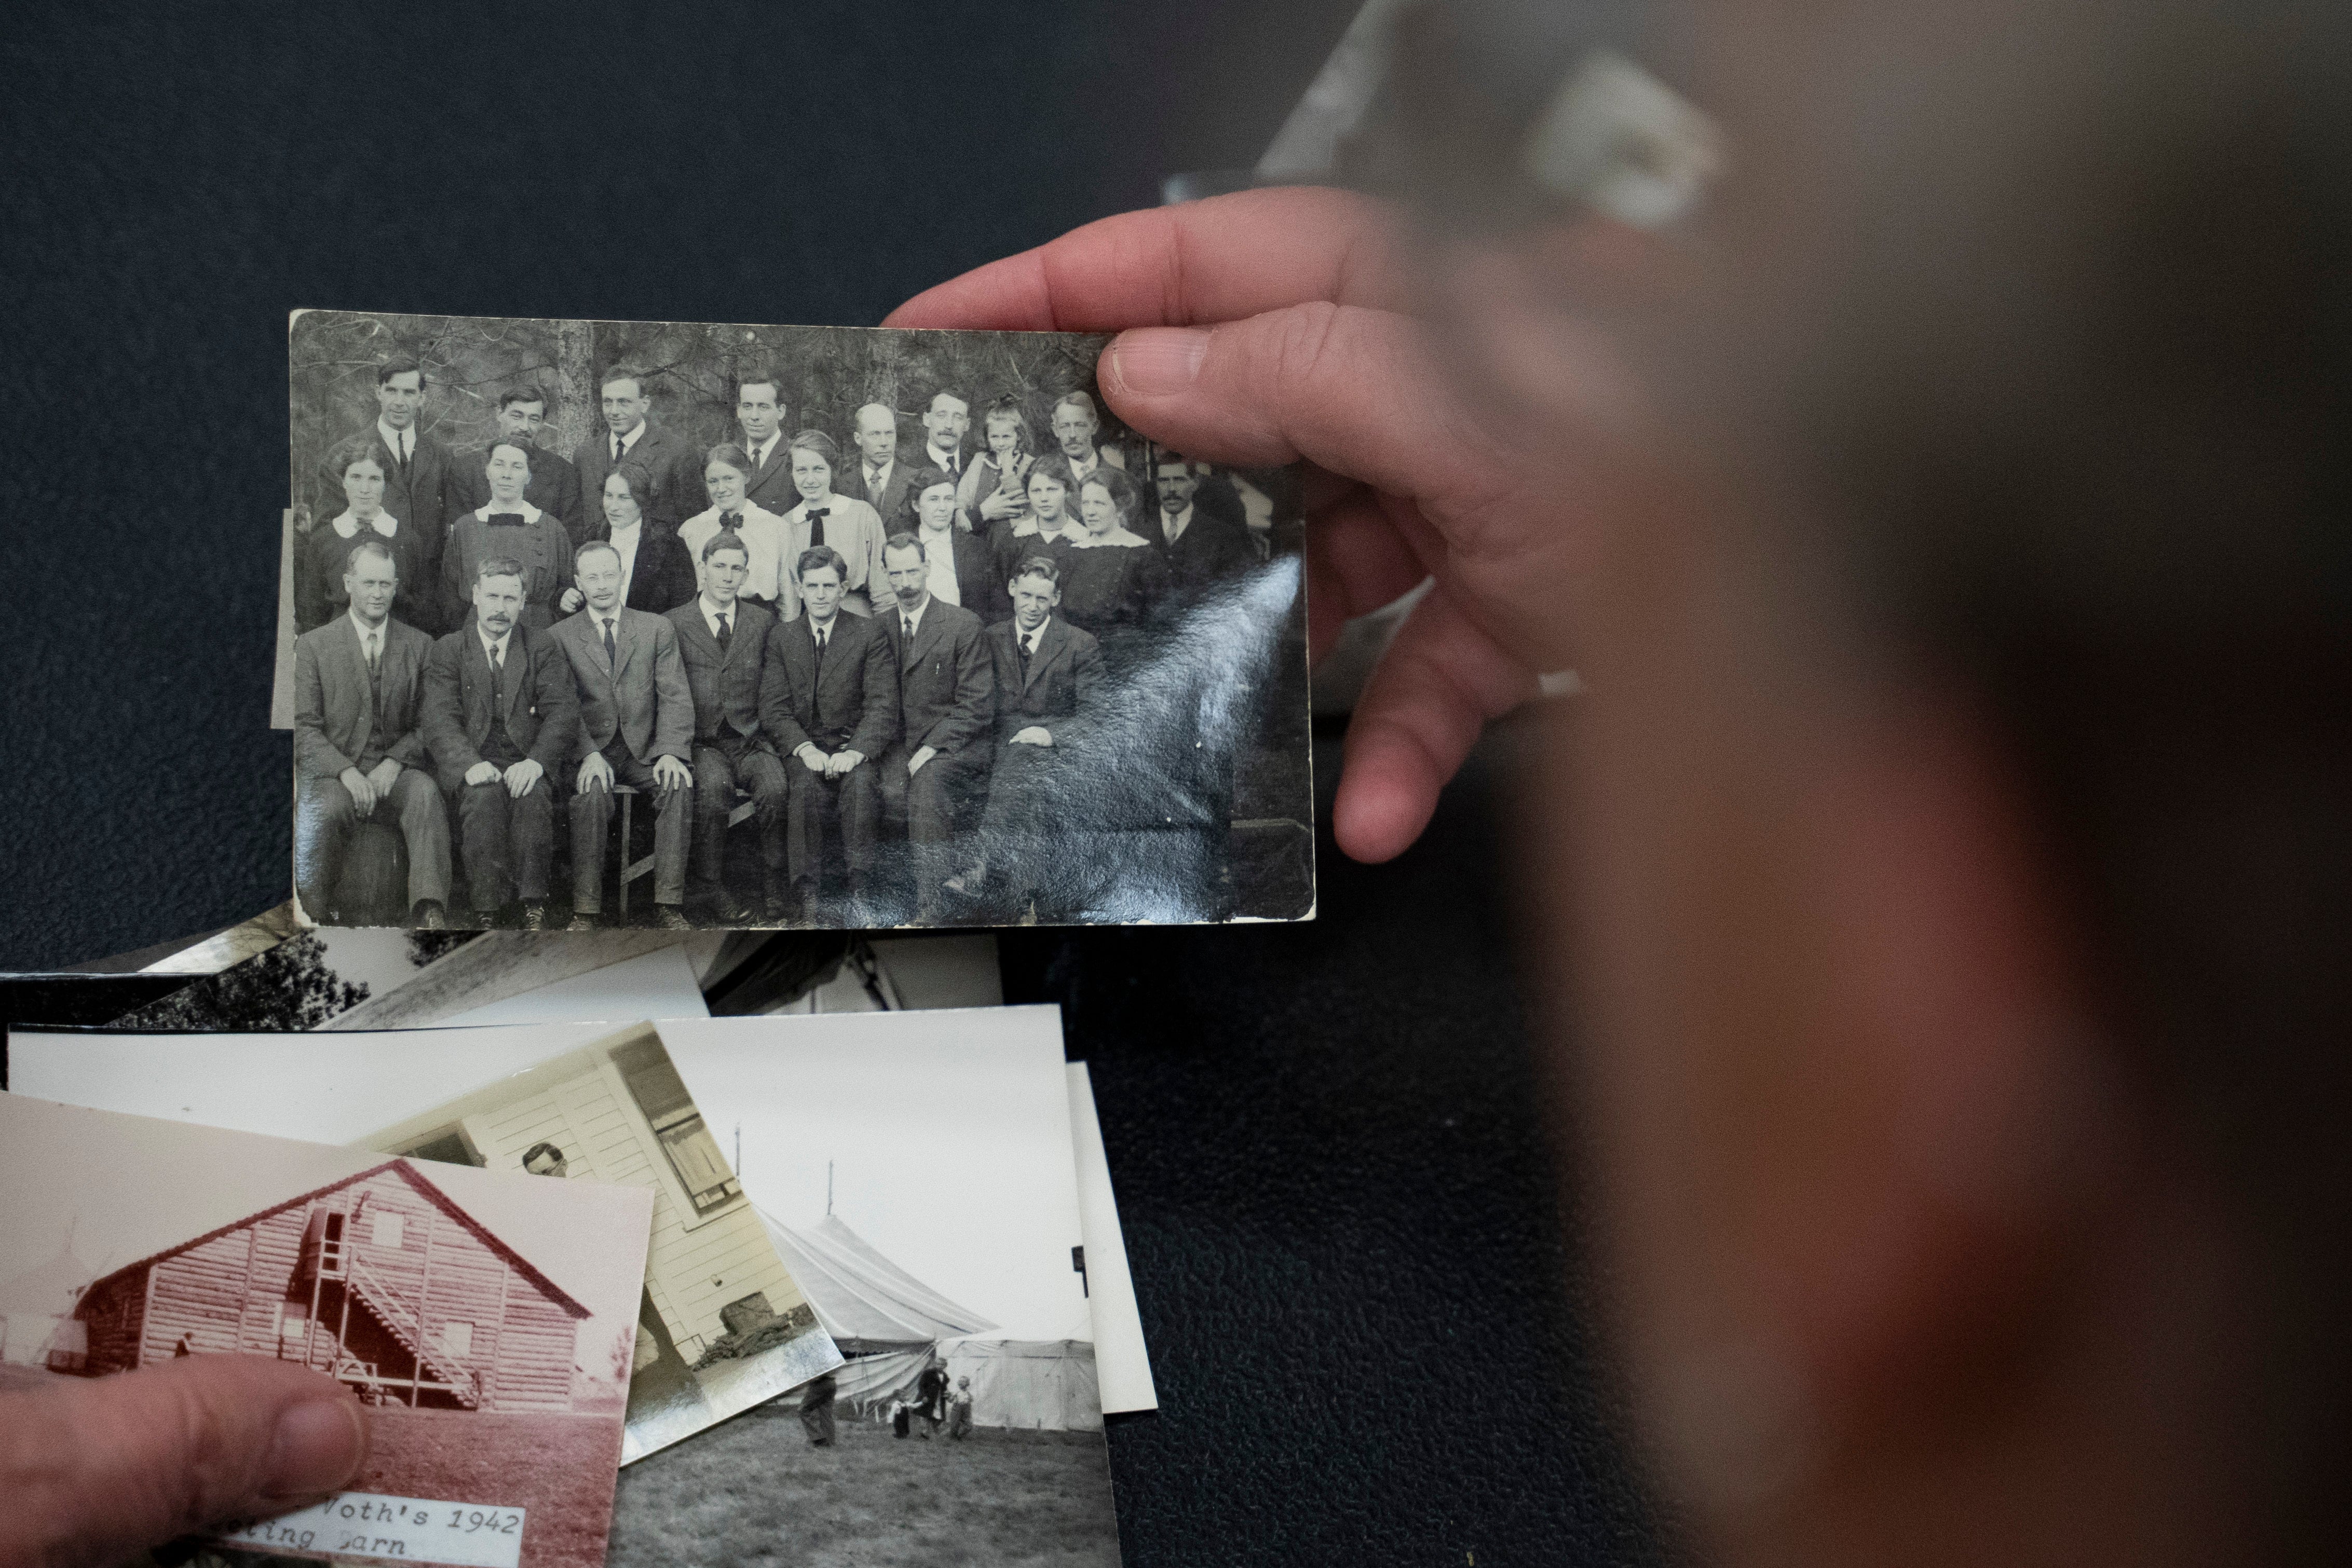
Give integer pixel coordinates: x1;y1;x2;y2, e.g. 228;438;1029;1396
348;609;389;644
331;508;398;539
1016;616;1050;645
699;594;740;631
480;499;542;524
926;443;958;467
1163;503;1194;530
477;623;513;660
807;611;840;638
744;429;779;457
793;494;835;515
612;421;645;451
864;453;894;473
898;595;932;625
377;419;413;454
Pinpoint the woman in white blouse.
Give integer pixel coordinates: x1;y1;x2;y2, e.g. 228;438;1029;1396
777;430;885;618
677;443;787;611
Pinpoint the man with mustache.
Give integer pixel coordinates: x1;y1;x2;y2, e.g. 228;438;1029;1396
450;384;586;546
874;533;992;922
419;556;579;929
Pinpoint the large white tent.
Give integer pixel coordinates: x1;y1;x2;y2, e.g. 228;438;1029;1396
764;1211;1101;1429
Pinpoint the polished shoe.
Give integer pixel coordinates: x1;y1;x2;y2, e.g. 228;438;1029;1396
706;891;755;926
412;900;448;931
565;912;601;932
652;905;695;931
519;901;549;932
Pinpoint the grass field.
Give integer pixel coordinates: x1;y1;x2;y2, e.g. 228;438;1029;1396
310;1408;626;1568
608;1408;1121;1568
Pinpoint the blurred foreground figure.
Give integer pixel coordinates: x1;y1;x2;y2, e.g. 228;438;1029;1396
892;0;2352;1561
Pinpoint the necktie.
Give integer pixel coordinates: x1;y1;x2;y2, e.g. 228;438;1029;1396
366;632;382;678
867;465;886;496
813;622;828;671
602;617;617;666
901;614;917;667
715;613;732;651
805;506;828;547
1018;629;1035;675
612;432;624;462
488;637;503;673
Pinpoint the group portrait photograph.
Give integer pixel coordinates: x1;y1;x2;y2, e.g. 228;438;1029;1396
285;310;1314;934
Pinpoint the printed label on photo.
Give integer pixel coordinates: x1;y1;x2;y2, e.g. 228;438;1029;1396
219;1492;527;1568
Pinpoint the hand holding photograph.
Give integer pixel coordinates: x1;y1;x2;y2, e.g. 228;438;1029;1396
288;310;1314;934
0;1093;654;1568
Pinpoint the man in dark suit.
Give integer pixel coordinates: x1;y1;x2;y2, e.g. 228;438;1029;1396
918;388;971;476
977;554;1103;919
763;546;899;918
420;556;580;929
665;530;792;923
1150;456;1257;599
451;386;587;545
842;403;925;529
908;466;1009;623
875;533;993;921
316;355;456;632
293;539;452;928
733;372;798;519
573;362;705;533
553;540;696;930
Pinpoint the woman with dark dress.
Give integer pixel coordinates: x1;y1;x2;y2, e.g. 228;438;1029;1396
596;461;699;616
300;439;432;632
1059;466;1169;667
987;453;1083;599
441;435;572;631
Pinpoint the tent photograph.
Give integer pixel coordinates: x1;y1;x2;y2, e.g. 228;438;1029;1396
607;1012;1120;1568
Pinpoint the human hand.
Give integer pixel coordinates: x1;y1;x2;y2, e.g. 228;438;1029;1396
577;752;614;795
365;759;403;799
829;749;865;777
338;766;377;817
797;745;829;774
559;588;584;613
1011;727;1053;747
0;1355;365;1568
653;754;692;792
907;745;936;776
503;759;545;799
888;186;1590;864
978;488;1020;522
464;761;501;788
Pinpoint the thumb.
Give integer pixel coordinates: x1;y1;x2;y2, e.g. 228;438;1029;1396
0;1356;366;1568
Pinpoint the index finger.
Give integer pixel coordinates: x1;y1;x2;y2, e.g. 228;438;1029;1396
883;186;1415;333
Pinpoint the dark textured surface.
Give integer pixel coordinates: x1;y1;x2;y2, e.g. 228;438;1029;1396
1008;736;1664;1565
1;5;1664;1563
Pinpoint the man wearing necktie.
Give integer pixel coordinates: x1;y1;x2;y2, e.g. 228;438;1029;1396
845;403;923;529
450;386;588;548
311;356;455;633
919;389;972;518
874;533;994;922
733;372;800;517
665;531;793;923
420;556;581;929
553;541;696;929
1050;391;1127;486
292;539;453;928
572;362;706;533
976;554;1104;920
1149;455;1255;601
760;547;900;920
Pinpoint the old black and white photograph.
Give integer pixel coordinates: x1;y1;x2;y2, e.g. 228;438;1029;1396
288;310;1313;934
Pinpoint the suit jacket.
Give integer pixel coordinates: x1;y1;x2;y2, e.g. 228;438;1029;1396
552;607;692;769
667;597;782;745
319;426;456;627
934;525;1012;626
985;616;1102;748
1153;507;1257;596
293;615;434;782
762;611;899;761
450;443;587;544
879;598;992;759
573;421;706;533
619;526;700;615
420;624;580;787
840;454;928;531
738;436;799;518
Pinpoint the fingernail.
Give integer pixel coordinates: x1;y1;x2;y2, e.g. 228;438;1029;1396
263;1399;365;1501
1110;328;1210;397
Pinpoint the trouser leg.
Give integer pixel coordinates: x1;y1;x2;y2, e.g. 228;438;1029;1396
649;775;690;906
569;779;613;913
739;749;791;890
510;779;554;902
690;744;738;902
294;777;358;919
839;764;880;881
905;755;955;910
784;755;826;890
387;768;451;911
455;783;513;911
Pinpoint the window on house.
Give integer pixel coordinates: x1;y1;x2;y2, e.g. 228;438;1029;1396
613;1038;741;1217
395;1127;486;1168
370;1213;405;1250
438;1321;474;1359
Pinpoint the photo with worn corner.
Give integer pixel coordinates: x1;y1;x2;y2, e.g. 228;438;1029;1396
285;309;1313;935
608;1015;1120;1568
358;1023;842;1462
0;1095;652;1568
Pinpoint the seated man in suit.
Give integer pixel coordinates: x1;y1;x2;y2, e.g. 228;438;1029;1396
1150;455;1257;599
665;531;792;923
1049;391;1125;485
451;386;586;544
762;547;899;920
293;538;453;929
844;403;923;528
420;556;580;929
977;554;1103;920
553;541;695;930
875;533;993;922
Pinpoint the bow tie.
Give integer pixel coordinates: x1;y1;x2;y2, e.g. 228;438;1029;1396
803;506;829;521
486;511;527;527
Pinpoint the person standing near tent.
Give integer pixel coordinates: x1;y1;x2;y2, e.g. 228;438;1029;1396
915;1358;949;1438
798;1370;836;1448
947;1376;974;1440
